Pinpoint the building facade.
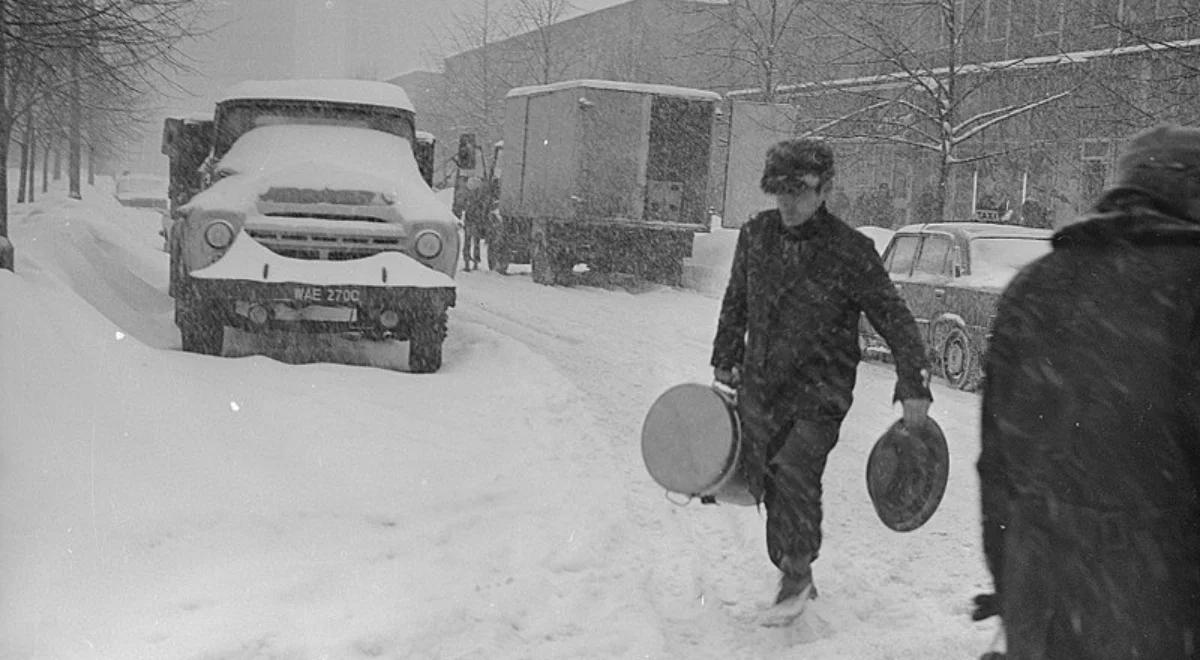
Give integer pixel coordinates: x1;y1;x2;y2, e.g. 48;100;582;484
399;0;1200;227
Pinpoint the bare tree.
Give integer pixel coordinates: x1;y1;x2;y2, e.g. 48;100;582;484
1;0;207;269
771;0;1082;222
503;0;576;84
433;0;515;155
676;0;814;102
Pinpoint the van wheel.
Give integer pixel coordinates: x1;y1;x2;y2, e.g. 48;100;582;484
409;310;447;373
177;299;224;356
940;327;979;391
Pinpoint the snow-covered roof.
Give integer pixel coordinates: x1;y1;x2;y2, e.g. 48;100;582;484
415;130;435;141
895;222;1052;239
729;37;1200;98
507;79;721;102
190;124;454;224
219;79;415;112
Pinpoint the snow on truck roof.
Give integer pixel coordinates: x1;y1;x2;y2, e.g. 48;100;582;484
506;79;721;102
219;79;415;112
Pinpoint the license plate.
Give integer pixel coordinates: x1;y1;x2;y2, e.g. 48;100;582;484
291;285;363;305
273;305;356;322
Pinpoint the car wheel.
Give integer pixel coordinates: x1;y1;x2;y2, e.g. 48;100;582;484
940;327;979;391
408;309;448;374
177;298;224;356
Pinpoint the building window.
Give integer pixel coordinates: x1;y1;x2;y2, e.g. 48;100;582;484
1081;139;1112;207
1156;0;1188;19
987;0;1010;40
1122;0;1156;23
1034;0;1063;34
1092;0;1120;24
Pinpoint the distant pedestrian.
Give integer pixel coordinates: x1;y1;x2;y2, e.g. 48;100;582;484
711;138;933;626
975;124;1200;659
459;176;489;271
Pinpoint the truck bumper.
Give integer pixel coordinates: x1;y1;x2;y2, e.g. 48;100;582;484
185;276;455;339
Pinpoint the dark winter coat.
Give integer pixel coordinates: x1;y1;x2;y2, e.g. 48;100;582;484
978;191;1200;659
711;207;931;494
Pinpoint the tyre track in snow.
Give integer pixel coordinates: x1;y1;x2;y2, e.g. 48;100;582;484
451;272;811;657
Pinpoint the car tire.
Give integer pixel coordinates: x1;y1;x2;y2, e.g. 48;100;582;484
408;309;447;374
940;327;979;391
177;298;224;356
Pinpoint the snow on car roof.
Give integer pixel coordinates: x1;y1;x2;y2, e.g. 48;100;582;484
219;79;415;112
506;79;721;102
895;222;1052;239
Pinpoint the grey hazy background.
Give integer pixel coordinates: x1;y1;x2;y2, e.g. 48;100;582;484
122;0;624;171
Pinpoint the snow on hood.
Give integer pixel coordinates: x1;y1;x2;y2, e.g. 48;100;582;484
190;124;453;222
192;229;455;288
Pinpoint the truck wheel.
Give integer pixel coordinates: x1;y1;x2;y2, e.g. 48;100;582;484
408;309;448;373
940;327;979;391
530;225;556;285
177;299;224;356
488;245;510;274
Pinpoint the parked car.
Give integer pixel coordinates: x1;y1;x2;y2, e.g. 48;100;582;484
862;222;1053;390
856;226;894;255
114;172;168;211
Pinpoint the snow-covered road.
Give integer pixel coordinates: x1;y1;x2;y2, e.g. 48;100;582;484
0;181;1000;659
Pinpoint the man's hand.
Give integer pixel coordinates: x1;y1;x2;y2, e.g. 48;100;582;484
971;592;1001;621
901;398;931;427
714;366;740;388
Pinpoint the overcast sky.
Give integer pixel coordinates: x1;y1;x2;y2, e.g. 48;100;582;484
123;0;629;170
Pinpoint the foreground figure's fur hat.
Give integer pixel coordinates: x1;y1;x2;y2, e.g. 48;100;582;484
761;138;836;195
1111;124;1200;220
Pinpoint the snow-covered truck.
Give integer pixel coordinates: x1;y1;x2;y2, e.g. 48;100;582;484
160;79;459;373
490;80;719;285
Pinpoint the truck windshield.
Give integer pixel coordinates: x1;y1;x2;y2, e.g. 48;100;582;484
213;100;415;158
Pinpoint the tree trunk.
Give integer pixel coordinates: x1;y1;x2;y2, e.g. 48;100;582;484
0;0;12;271
27;123;35;203
17;135;28;203
936;150;952;222
42;141;50;193
87;143;95;186
69;47;82;200
54;147;62;181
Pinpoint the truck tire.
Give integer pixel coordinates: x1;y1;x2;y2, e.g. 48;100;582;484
530;221;557;285
487;244;510;274
176;298;224;356
408;309;448;373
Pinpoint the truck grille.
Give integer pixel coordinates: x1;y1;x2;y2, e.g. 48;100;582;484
243;216;406;261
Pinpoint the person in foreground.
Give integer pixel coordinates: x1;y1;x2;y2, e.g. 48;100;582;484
976;124;1200;659
711;138;933;625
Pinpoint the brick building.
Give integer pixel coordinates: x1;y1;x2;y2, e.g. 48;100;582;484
395;0;1200;227
729;0;1200;227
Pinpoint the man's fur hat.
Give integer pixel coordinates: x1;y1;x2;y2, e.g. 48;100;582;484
1111;124;1200;220
760;138;836;195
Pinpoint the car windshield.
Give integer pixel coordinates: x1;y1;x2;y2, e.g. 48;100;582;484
968;237;1052;284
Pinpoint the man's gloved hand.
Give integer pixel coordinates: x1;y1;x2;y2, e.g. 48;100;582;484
972;592;1001;621
901;398;931;427
713;366;740;388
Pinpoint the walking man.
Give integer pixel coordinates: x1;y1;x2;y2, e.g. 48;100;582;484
975;124;1200;659
711;138;933;624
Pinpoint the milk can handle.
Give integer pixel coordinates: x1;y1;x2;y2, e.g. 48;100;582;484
712;380;738;405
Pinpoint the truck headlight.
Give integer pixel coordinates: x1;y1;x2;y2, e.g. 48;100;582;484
204;220;236;249
414;231;443;259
